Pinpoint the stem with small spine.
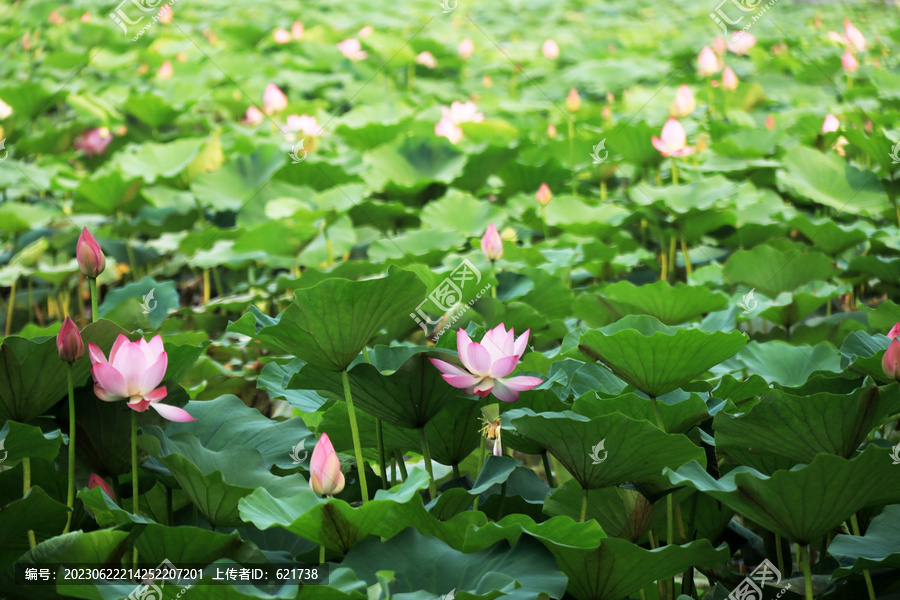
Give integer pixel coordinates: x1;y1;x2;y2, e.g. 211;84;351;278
341;369;369;503
417;427;437;501
63;364;76;533
131;411;139;567
851;514;877;600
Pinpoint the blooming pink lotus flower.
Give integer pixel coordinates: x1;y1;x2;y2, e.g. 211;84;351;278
883;338;900;380
844;18;866;52
286;114;321;137
435;101;484;144
842;50;859;73
727;32;756;55
542;38;560;59
88;473;114;499
76;227;106;278
0;98;12;120
292;21;304;40
671;85;696;117
536;183;552;206
697;46;721;77
309;433;345;496
481;224;503;262
89;334;195;422
822;114;840;133
57;317;84;363
652;118;695;157
416;51;438;69
721;66;739;91
712;35;727;55
337;38;367;61
429;325;543;402
243;106;264;126
566;88;581;112
74;127;113;157
458;38;474;59
435;116;463;144
765;114;775;130
157;60;173;80
263;83;288;114
273;28;291;44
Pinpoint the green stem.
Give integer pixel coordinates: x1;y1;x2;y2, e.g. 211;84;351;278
89;278;99;323
131;410;139;568
166;486;173;527
417;427;437;501
490;262;497;299
341;369;369;504
23;457;36;547
800;544;813;600
212;267;224;299
651;396;673;600
473;436;486;511
5;278;16;336
64;364;75;534
452;463;461;479
672;160;679;184
579;487;588;523
775;534;785;579
540;206;549;241
497;481;507;520
541;451;556;488
568;120;576;197
319;545;325;565
375;419;387;490
851;514;877;600
394;451;408;482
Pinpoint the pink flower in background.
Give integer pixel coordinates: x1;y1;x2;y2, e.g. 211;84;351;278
309;433;345;496
542;38;560;59
671;85;696;117
243;106;264;126
721;66;739;91
157;60;173;80
536;182;552;206
727;32;756;55
81;12;91;22
286;114;321;137
88;474;114;499
89;334;195;422
458;38;474;59
765;114;775;130
48;10;63;25
337;38;367;61
887;323;900;339
566;87;581;112
416;51;438;69
481;224;503;262
697;46;721;77
292;21;304;40
652;118;695;157
883;338;900;380
429;325;543;402
822;113;840;133
435;116;463;144
712;35;727;55
76;227;106;278
843;18;866;52
435;101;484;144
547;123;558;138
158;5;172;24
263;83;288;113
0;98;12;119
57;317;84;363
273;28;291;44
75;127;113;157
358;25;374;38
842;50;859;73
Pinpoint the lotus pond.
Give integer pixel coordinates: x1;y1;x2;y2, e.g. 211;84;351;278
1;0;900;599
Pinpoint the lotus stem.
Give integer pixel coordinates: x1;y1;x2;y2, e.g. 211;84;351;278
131;410;139;567
775;534;785;578
394;450;408;482
680;237;692;279
600;179;607;202
651;396;673;600
63;364;76;534
490;262;497;299
672;160;679;185
668;237;676;282
319;545;325;564
473;436;486;511
5;278;15;336
851;514;877;600
89;278;99;323
580;487;588;523
166;486;173;527
23;457;36;548
675;503;686;541
341;369;369;504
541;451;556;488
203;270;211;304
568;120;577;197
452;463;461;479
375;419;387;490
540;206;549;241
497;481;507;519
212;267;224;300
417;427;437;501
800;544;813;600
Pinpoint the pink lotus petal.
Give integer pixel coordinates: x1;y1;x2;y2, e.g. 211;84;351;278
93;383;121;402
442;373;484;390
111;343;147;397
456;329;475;370
88;342;108;365
140;354;168;392
472;379;494;397
108;334;130;364
513;329;531;357
428;358;471;377
490;379;521;402
466;342;493;377
150;402;196;422
145;386;167;402
491;355;520;378
91;364;129;399
501;375;544;391
128;399;151;412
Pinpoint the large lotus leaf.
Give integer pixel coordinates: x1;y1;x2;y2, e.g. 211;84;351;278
507;409;705;491
113;139;204;184
714;383;900;464
595;281;728;325
363;136;467;194
723;245;838;298
543;480;653;543
141;427;308;527
544;537;729;600
840;331;892;382
575;316;747;397
98;277;180;330
443;513;606;556
757;283;850;328
0;487;69;573
789;216;869;255
0;421;62;463
666;446;900;544
250;268;426;370
190;146;285;212
776;145;886;217
572;392;709;434
830;504;900;577
289;347;460;429
136;523;267;567
419;194;508;237
257;359;329;413
0;319;126;423
75;169;142;212
339;527;568;600
160;395;314;470
737;341;842;387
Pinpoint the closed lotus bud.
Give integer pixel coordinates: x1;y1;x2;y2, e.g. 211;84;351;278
671;85;696;117
547;123;557;138
157;60;173;80
263;83;288;113
844;18;866;53
292;21;304;40
57;317;84;363
542;38;559;59
841;50;859;73
712;35;727;55
481;224;503;262
765;114;775;130
273;28;290;44
721;66;739;91
697;46;721;77
566;88;581;112
458;38;474;59
76;227;106;278
888;323;900;339
536;183;552;206
822;113;840;133
883;338;900;380
88;473;115;499
309;433;345;496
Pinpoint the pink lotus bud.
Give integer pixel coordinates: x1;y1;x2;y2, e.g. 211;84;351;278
416;51;438;69
157;60;173;80
358;26;374;38
547;123;557;138
74;127;113;157
88;473;114;499
291;21;304;40
286;114;321;137
765;114;775;130
888;323;900;340
566;88;581;112
81;12;91;22
842;50;859;73
57;317;84;363
712;35;727;55
273;28;291;44
697;46;721;77
722;66;739;91
536;183;552;206
481;224;503;262
601;106;612;120
844;18;866;53
822;114;840;133
158;5;172;24
652;118;695;158
542;38;560;60
337;38;367;61
309;433;345;496
263;83;288;114
76;227;106;278
48;10;63;25
727;32;756;55
883;339;900;380
671;85;696;117
865;119;873;133
458;38;474;59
